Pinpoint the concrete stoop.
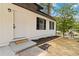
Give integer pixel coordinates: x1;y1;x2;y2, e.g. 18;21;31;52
0;40;36;56
0;45;15;56
9;40;36;53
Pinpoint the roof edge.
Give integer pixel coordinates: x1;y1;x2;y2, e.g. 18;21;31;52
13;3;55;21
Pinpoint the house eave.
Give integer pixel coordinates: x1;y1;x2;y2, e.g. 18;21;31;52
13;3;56;21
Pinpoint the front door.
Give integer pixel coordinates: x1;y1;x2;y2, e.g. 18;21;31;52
13;10;27;38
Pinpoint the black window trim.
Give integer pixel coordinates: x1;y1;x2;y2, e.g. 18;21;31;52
36;17;46;30
49;21;54;30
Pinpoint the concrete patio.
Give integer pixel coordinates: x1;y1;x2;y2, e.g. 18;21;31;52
17;37;79;56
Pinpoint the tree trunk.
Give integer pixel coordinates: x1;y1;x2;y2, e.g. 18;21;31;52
47;3;52;15
62;32;65;37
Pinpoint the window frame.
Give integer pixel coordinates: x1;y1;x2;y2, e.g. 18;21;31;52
36;17;46;30
49;21;54;30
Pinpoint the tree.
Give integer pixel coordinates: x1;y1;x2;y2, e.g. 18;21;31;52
73;21;79;32
47;3;52;15
55;4;78;37
39;3;52;15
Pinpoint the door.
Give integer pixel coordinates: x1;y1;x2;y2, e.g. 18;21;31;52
13;10;27;38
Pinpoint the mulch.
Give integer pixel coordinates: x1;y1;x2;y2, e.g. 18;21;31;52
32;36;59;45
39;43;51;50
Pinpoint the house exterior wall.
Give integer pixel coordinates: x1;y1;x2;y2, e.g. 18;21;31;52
0;4;13;46
11;4;56;40
0;3;56;46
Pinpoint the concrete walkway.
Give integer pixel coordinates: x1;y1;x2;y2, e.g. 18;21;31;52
17;37;79;56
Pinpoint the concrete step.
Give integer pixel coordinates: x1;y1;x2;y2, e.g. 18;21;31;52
12;37;28;41
0;45;15;56
9;40;36;53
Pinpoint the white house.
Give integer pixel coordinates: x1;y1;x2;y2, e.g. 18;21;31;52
0;3;56;55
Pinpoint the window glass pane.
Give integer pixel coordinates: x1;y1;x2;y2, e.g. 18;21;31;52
49;21;54;30
36;17;46;30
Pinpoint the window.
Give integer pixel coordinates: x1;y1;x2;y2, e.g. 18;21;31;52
36;17;46;30
49;21;54;30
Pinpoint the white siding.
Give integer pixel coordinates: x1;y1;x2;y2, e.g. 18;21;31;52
0;4;13;46
11;4;56;40
0;3;56;46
